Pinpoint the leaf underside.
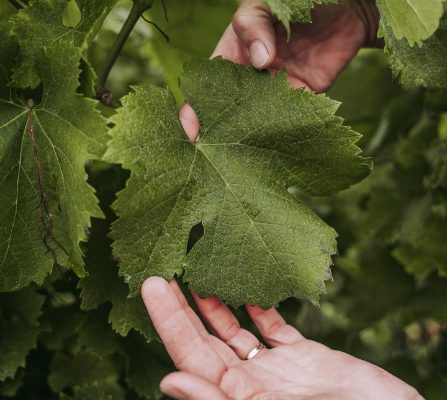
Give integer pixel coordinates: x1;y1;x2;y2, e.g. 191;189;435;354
376;0;444;46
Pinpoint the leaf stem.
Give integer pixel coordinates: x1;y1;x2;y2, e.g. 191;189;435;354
96;0;154;92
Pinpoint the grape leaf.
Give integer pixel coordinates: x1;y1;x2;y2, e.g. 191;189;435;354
123;331;172;400
392;195;447;279
341;244;416;326
78;163;156;340
363;114;447;279
60;381;125;400
10;0;117;88
48;351;122;393
0;34;107;291
80;238;156;340
0;288;45;381
0;370;24;397
262;0;336;35
376;0;444;46
105;58;370;307
382;5;447;89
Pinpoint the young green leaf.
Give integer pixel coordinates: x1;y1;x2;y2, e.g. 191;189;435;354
376;0;444;46
262;0;337;35
63;0;82;28
105;58;370;307
0;35;107;291
382;5;447;89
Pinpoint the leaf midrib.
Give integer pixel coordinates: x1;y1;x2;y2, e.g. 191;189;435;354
196;144;297;294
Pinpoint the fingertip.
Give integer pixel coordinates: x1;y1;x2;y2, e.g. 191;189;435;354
179;102;200;143
159;371;181;394
231;6;276;69
141;276;170;301
245;304;265;316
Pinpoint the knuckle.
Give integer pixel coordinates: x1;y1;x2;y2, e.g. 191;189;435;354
232;13;248;32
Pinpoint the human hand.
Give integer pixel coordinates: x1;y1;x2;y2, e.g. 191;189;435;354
141;277;423;400
179;0;380;143
215;0;380;92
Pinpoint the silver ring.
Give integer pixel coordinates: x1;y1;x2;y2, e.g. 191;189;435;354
246;343;266;360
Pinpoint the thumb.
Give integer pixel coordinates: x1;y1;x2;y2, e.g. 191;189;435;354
160;372;231;400
232;0;276;69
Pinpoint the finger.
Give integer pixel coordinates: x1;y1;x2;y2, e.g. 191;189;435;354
169;281;240;367
160;372;230;400
179;102;200;142
169;280;208;337
141;277;226;381
245;305;304;346
192;293;263;360
211;24;250;65
232;0;276;68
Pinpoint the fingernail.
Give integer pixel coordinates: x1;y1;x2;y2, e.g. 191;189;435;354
249;41;269;69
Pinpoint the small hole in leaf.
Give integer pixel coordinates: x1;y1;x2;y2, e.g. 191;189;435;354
186;222;204;254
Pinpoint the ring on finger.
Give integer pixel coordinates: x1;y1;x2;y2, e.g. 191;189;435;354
246;343;266;360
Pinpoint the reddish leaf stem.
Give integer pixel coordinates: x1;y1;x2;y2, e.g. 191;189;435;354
27;103;69;263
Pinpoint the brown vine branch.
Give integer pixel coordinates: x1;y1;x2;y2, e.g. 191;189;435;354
96;0;155;93
27;101;69;263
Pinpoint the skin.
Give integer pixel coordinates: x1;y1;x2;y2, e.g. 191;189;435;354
179;0;381;141
142;277;423;400
142;1;423;399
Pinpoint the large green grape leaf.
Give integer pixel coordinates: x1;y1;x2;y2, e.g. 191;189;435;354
363;114;447;279
60;381;125;400
262;0;337;35
0;34;107;291
144;0;238;102
0;288;45;381
382;5;447;89
376;0;444;46
10;0;117;88
123;331;173;400
48;351;122;393
78;163;156;340
78;217;157;339
105;58;370;307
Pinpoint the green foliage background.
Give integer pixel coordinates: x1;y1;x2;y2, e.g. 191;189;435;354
0;0;447;399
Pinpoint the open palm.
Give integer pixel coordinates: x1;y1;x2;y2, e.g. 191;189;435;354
142;277;422;400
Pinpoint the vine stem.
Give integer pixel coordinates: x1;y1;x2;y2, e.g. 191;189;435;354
96;0;154;92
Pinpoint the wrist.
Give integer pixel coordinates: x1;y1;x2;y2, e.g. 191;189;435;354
352;0;383;47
